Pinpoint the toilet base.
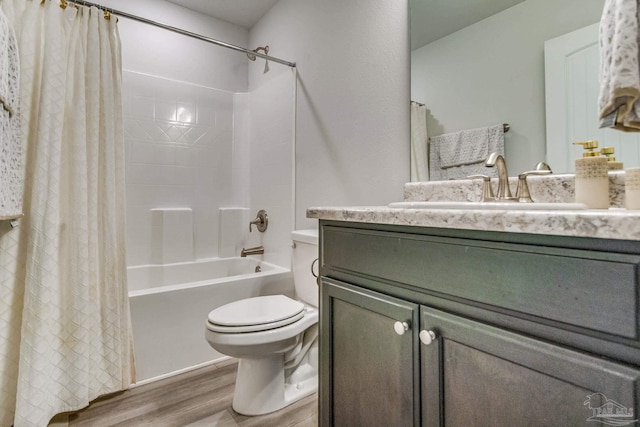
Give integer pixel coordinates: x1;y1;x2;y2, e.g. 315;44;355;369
232;354;318;416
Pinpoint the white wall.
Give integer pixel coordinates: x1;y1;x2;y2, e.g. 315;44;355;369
411;0;604;176
249;0;411;229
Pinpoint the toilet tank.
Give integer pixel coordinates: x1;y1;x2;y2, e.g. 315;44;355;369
291;229;319;307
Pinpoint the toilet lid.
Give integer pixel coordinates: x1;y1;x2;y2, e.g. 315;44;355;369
207;295;305;332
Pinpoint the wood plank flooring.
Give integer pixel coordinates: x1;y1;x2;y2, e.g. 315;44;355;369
67;359;318;427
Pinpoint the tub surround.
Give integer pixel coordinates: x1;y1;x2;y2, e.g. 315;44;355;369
308;171;640;241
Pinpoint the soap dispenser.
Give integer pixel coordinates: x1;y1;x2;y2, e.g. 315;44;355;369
572;140;609;209
601;147;623;170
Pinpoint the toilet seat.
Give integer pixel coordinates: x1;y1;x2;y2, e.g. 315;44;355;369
207;295;305;333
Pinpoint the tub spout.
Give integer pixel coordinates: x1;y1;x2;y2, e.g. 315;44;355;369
241;246;264;257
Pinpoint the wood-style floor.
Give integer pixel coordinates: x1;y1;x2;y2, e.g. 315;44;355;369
68;359;318;427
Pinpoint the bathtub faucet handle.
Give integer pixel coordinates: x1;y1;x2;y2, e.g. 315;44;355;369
249;210;268;232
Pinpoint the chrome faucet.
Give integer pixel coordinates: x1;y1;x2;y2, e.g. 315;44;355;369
241;246;264;257
484;152;514;200
249;210;268;232
484;153;553;203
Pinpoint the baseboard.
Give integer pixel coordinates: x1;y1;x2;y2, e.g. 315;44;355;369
130;357;230;388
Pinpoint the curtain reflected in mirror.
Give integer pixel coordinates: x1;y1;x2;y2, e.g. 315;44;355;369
411;101;429;181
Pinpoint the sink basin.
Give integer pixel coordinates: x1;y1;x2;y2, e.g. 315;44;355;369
388;201;588;210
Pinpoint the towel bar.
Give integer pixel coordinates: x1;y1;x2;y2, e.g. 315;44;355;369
429;123;510;143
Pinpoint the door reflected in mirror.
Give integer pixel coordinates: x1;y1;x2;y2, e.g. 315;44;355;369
410;0;607;181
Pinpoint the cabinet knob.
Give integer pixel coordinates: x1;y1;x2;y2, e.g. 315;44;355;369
419;330;437;345
394;321;410;335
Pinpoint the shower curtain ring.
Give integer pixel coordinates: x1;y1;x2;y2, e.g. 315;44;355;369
247;45;269;61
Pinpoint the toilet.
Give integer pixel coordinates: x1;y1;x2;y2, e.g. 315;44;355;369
205;229;319;416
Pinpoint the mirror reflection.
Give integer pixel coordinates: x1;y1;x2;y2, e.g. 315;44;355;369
410;0;612;181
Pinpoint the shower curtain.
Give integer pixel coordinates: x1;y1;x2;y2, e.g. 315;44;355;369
410;101;429;181
0;1;134;426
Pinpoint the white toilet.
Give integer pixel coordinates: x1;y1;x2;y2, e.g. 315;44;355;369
205;229;319;416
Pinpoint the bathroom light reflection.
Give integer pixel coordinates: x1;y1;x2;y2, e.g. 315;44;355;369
176;106;194;124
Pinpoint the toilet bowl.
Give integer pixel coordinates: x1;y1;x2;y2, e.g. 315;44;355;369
204;229;319;416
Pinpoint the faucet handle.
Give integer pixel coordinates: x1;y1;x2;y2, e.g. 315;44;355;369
249;210;268;232
515;170;551;203
535;161;552;172
467;174;495;202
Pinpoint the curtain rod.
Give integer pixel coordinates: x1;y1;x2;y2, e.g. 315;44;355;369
66;0;296;68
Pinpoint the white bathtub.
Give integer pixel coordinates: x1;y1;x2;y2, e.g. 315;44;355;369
128;257;293;383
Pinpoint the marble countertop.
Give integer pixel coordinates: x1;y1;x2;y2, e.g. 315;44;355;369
308;172;640;241
307;205;640;241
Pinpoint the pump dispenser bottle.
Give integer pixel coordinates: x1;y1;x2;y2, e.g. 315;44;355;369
601;147;623;170
572;140;609;209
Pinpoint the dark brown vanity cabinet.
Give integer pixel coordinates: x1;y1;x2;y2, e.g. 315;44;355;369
321;280;420;427
318;222;640;427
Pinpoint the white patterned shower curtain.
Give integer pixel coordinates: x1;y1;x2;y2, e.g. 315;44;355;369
0;1;134;426
410;101;429;181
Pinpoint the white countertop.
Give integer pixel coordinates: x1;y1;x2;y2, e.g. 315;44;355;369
307;205;640;241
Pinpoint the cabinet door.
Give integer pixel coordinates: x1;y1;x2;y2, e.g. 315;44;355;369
420;306;640;427
320;279;420;427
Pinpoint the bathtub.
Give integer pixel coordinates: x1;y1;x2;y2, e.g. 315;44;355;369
128;257;293;383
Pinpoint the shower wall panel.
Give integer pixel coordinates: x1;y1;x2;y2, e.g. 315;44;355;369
123;71;247;266
247;71;295;268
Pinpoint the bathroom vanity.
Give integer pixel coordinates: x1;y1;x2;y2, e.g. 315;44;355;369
309;188;640;426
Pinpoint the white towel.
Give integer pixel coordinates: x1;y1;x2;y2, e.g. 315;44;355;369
0;7;22;219
429;124;504;181
599;0;640;131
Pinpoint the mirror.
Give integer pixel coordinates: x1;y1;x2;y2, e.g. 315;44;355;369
410;0;606;181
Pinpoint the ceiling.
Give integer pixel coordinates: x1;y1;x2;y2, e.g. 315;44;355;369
166;0;525;49
166;0;280;29
411;0;526;50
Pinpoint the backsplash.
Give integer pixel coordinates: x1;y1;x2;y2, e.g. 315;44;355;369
404;171;626;208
